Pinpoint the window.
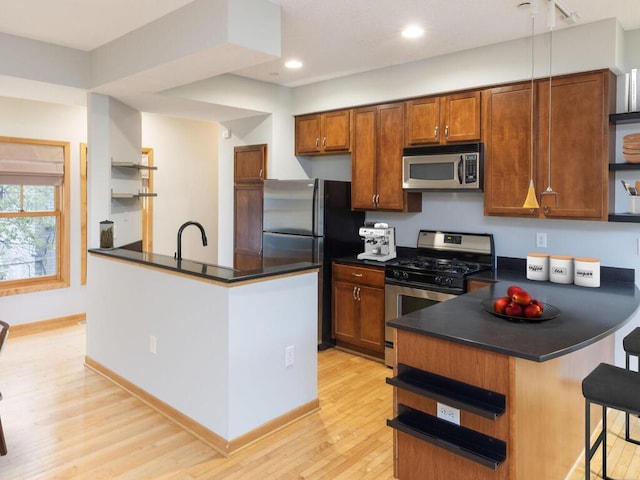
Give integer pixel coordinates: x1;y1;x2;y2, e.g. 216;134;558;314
0;136;70;295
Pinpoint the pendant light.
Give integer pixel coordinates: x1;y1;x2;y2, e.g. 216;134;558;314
540;0;558;212
522;0;540;210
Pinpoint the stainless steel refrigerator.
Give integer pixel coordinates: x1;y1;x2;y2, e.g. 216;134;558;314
263;179;365;348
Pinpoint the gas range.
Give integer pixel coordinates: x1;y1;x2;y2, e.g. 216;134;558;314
384;230;495;294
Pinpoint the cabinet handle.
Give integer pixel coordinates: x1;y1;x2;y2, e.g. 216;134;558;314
259;169;264;180
357;287;361;301
351;273;363;277
372;194;376;207
352;286;358;300
544;206;551;215
434;125;439;140
445;125;449;139
323;136;326;148
315;137;320;148
375;194;380;207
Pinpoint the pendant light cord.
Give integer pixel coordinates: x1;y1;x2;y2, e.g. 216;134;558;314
547;28;553;190
530;14;535;183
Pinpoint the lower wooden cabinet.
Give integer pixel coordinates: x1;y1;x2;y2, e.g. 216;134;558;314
332;262;385;358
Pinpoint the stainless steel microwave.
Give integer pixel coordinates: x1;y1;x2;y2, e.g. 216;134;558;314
402;143;484;191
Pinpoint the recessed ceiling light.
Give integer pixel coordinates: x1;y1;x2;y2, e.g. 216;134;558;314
284;59;303;69
401;25;424;39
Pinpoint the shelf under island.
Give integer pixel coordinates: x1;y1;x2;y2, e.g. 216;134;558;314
86;248;320;456
387;276;640;480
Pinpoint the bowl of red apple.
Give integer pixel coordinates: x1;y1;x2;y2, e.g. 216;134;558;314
480;285;560;322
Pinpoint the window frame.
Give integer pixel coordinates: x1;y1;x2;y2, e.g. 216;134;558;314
0;136;70;296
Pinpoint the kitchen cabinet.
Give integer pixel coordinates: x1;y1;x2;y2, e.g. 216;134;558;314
608;111;640;222
483;70;614;220
234;144;266;270
351;103;421;212
466;279;493;292
405;91;481;146
332;262;385;359
295;109;351;155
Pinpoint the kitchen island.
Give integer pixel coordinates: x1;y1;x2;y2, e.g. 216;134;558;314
387;273;640;480
86;248;320;455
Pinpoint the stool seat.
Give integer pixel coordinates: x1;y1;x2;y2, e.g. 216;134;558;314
582;363;640;414
623;327;640;355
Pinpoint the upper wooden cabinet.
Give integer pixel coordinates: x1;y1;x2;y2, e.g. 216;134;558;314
351;103;421;212
405;91;481;146
234;144;266;183
295;109;352;155
483;70;614;220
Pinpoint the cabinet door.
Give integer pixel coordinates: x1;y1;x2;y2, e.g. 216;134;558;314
357;285;385;353
333;281;359;344
234;144;266;182
442;91;481;143
351;107;378;210
322;110;351;153
295;114;322;154
536;71;611;220
234;183;263;261
376;103;405;211
405;96;440;145
483;83;538;217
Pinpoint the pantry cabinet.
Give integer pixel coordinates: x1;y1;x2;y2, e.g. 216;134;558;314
332;262;385;358
483;70;614;220
405;91;481;146
295;109;351;155
351;103;421;212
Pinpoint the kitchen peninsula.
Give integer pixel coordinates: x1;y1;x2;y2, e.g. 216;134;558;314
387;271;640;480
85;248;320;455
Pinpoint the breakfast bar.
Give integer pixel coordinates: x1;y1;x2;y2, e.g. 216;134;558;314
387;273;640;480
85;249;320;456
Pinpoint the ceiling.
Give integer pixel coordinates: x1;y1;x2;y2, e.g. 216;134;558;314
0;0;638;119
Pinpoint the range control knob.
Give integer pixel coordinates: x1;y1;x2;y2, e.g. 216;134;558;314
443;277;453;287
434;275;442;284
402;271;409;280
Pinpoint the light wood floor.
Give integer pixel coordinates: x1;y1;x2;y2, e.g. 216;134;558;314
0;323;638;479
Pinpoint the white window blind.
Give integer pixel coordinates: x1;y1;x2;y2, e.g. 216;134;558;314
0;141;65;186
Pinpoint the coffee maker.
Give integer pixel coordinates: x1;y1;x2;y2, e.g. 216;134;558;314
357;223;397;262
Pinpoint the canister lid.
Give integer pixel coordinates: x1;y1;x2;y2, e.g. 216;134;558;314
574;257;599;263
527;253;549;258
100;220;114;225
550;255;573;260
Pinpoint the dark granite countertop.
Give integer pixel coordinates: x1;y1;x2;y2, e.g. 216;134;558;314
388;259;640;362
89;248;319;284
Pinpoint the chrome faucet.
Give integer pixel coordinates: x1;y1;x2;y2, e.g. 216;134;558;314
175;221;208;262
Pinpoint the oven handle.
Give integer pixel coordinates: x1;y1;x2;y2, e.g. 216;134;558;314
385;283;458;304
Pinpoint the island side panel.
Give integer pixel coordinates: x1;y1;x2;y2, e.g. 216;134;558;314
394;330;514;480
227;271;319;440
513;335;613;479
86;254;231;437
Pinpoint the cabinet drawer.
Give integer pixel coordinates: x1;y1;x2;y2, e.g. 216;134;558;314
333;263;384;288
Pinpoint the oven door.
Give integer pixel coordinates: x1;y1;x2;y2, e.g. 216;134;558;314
384;283;457;367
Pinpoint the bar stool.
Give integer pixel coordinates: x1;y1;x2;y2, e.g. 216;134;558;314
623;327;640;445
582;363;640;480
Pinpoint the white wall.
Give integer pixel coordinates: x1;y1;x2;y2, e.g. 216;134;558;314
0;96;87;324
142;113;219;264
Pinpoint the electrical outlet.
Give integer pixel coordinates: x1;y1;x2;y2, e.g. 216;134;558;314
285;345;295;367
437;402;460;425
536;232;547;248
149;335;157;355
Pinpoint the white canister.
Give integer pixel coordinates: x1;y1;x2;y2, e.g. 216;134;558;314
549;255;574;284
631;196;640;214
574;257;601;288
526;253;549;281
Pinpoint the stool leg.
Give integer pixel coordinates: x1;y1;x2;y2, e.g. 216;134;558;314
626;352;631;443
0;414;6;456
602;405;607;480
585;398;591;480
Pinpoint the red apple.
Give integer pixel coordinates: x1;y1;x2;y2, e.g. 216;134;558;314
524;303;543;319
505;301;523;317
511;290;532;306
507;285;524;297
493;296;510;314
530;299;544;311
